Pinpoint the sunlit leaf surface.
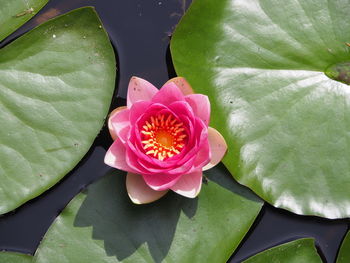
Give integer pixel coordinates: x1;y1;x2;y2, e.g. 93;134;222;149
171;0;350;218
0;7;116;214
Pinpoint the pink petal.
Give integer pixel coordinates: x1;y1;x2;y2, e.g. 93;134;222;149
108;106;129;141
126;172;168;204
127;76;158;108
129;100;153;124
168;101;195;120
117;126;130;143
165;77;194;95
125;147;151;175
185;94;211;125
202;127;227;171
193;138;210;169
131;102;168;127
152;82;185;105
142;173;182;191
104;138;133;172
170;171;202;198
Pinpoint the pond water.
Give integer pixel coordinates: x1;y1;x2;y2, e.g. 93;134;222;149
0;0;348;262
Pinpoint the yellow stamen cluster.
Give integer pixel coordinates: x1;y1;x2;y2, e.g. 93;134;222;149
141;114;187;161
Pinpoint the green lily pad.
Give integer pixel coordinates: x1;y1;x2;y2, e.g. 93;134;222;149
0;252;32;263
171;0;350;218
337;231;350;263
25;165;262;262
0;7;116;214
0;0;48;42
242;238;322;263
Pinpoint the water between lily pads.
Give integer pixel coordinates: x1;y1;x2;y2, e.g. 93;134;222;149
0;0;348;262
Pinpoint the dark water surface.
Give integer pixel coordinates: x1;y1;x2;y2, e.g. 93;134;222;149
0;0;348;262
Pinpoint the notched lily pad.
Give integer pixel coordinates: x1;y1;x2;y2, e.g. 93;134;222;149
171;0;350;218
0;7;116;214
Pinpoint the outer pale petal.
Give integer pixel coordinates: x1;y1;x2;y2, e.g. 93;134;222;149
165;77;194;95
126;172;168;204
127;76;158;108
108;106;129;140
170;171;202;198
202;127;228;171
104;138;133;172
152;82;185;105
185;94;211;125
142;173;182;191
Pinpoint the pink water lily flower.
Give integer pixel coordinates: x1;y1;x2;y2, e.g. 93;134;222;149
104;76;227;204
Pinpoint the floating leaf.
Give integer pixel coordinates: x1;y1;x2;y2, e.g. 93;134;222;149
0;0;48;42
0;7;116;214
29;166;262;262
337;231;350;263
243;238;322;263
0;252;32;263
171;0;350;218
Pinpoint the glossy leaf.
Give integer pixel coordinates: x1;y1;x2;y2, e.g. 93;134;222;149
0;252;32;263
243;238;322;263
32;165;262;263
0;0;48;42
0;7;116;214
337;231;350;263
171;0;350;218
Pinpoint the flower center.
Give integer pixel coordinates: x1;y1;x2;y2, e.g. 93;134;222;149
141;114;187;161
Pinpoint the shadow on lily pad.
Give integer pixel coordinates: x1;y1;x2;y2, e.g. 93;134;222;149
74;169;198;263
67;162;262;263
205;163;261;203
